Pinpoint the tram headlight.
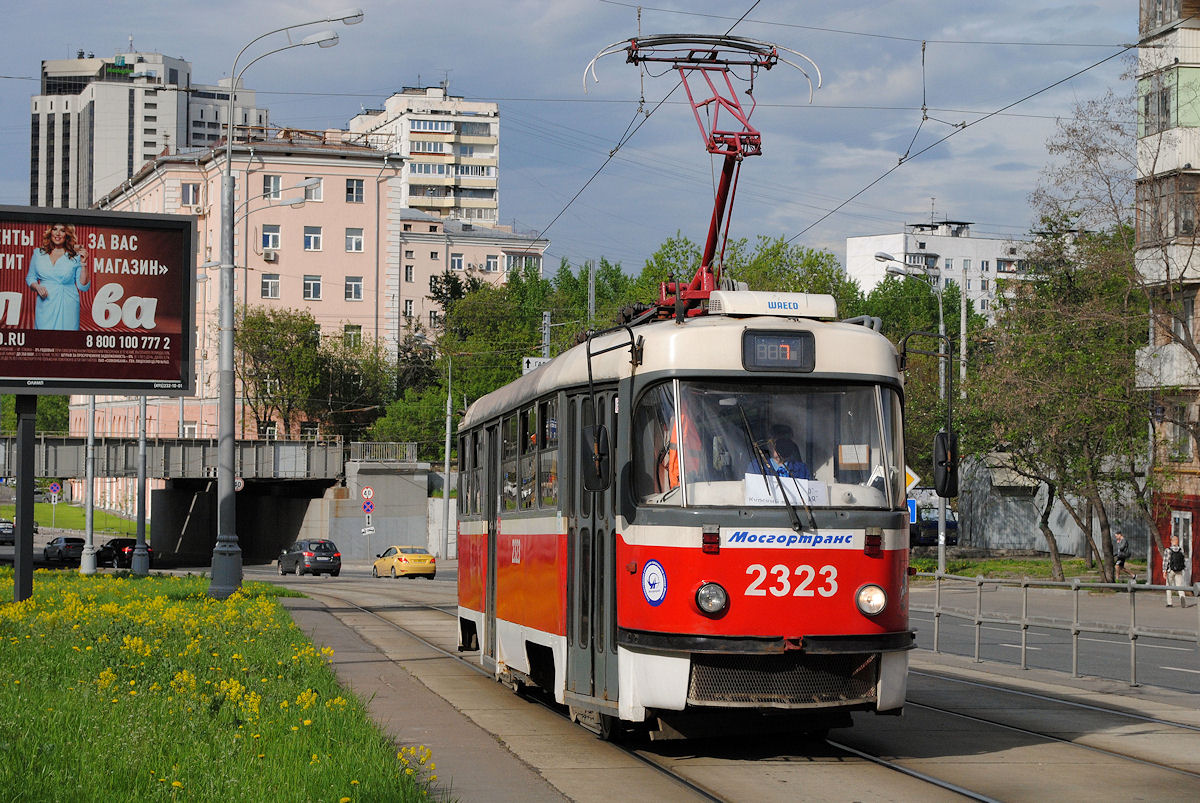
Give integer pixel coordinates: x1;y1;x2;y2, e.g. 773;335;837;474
855;584;887;616
696;582;729;615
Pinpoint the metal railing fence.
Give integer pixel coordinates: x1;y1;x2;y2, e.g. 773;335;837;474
914;572;1200;686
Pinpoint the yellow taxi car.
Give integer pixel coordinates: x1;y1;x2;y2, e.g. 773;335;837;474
372;545;436;579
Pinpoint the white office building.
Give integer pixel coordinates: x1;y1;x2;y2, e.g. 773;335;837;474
347;86;499;225
845;220;1026;321
30;50;267;208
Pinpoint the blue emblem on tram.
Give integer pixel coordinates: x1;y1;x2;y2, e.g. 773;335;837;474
641;560;667;607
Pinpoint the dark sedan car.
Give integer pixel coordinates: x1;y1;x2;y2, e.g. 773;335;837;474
278;539;341;577
97;538;153;569
43;536;85;564
0;518;12;546
910;507;959;547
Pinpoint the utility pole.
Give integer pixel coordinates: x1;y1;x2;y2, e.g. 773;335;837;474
587;260;596;323
542;311;551;358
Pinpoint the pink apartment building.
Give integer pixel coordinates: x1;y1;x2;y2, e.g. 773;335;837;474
72;133;546;513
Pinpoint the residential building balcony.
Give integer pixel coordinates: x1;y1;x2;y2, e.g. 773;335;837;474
1137;341;1200;390
1136;242;1200;285
1137;129;1200;176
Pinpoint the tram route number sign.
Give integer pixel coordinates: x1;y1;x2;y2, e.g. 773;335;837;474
361;486;374;501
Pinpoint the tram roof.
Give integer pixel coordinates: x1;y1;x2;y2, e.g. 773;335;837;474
460;312;900;429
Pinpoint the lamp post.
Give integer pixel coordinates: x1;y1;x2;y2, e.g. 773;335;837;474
878;251;949;574
209;10;364;600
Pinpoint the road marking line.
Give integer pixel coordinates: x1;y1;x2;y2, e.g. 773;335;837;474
1162;665;1200;675
998;643;1042;651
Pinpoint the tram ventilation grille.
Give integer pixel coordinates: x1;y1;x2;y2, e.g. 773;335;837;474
688;652;878;708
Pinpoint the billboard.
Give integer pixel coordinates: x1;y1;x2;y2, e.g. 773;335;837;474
0;206;195;395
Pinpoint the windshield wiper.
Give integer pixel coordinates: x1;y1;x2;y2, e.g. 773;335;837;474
729;401;817;534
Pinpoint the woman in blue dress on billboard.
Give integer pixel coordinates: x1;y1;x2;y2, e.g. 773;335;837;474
26;222;90;330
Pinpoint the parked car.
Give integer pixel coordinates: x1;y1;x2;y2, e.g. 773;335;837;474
910;507;959;547
97;537;153;569
372;545;436;579
0;518;13;546
278;539;341;577
43;536;85;564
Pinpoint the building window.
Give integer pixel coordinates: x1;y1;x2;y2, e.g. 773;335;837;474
402;224;412;232
967;279;972;291
429;311;440;328
346;178;364;203
262;224;280;250
411;119;453;132
1140;70;1176;137
263;174;281;200
980;299;989;311
486;254;499;272
344;324;362;347
450;253;463;271
457;144;475;157
300;422;320;440
261;273;280;299
182;421;198;438
429;276;437;292
430;251;438;260
410;140;446;154
944;258;953;271
1137;174;1200;244
405;249;414;259
258;420;278;440
403;299;414;318
303;275;322;300
181;182;200;205
345;276;363;301
304;177;323;201
981;260;990;272
505;254;542;273
405;265;414;282
303;226;322;251
962;258;971;272
1169;404;1193;462
345;227;364;252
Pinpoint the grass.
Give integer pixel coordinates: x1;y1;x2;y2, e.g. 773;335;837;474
0;502;146;537
910;555;1148;580
0;569;438;802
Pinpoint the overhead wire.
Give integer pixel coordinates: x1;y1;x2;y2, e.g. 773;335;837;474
785;45;1134;243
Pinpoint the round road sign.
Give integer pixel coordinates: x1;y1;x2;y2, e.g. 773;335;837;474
362;499;374;514
49;481;61;494
361;486;374;501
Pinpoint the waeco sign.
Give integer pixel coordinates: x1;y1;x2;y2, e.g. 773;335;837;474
0;206;195;395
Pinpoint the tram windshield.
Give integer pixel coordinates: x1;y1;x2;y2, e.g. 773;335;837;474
633;379;905;509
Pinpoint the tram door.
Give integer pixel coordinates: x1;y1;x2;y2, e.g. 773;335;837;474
484;424;500;667
566;390;619;705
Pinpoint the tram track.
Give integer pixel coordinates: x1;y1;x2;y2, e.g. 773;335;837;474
290;586;1038;801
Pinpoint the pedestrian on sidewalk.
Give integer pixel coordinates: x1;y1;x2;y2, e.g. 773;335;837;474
1163;535;1189;608
1114;531;1134;580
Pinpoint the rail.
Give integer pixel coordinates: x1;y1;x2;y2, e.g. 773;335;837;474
913;572;1200;686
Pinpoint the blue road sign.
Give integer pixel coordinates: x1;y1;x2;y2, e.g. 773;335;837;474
908;499;917;524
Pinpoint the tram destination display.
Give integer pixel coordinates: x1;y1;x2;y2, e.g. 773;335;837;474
0;206;195;395
742;330;816;371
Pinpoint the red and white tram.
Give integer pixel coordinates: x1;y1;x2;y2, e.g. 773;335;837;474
456;290;914;738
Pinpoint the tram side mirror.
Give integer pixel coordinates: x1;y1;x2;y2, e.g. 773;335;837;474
581;424;612;491
933;430;959;498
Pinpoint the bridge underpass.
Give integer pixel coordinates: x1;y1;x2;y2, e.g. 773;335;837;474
0;439;425;566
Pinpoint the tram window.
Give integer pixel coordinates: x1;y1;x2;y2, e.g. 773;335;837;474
458;434;470;515
501;415;518;510
632;382;684;505
519;406;537;509
539;399;559;508
472;432;484;515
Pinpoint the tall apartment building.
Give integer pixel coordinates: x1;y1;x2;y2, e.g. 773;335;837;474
347;86;499;225
845;220;1024;322
1134;0;1200;581
30;50;267;208
86;133;546;445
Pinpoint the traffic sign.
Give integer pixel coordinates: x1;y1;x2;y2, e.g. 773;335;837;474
234;477;245;492
361;525;376;536
908;499;917;524
48;481;61;494
522;356;550;374
361;486;374;501
362;499;374;514
905;466;921;493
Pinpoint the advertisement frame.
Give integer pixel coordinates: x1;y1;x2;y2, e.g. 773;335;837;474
0;205;196;396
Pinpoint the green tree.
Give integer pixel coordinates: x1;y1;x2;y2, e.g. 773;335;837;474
235;306;322;437
311;332;396;441
1;395;69;434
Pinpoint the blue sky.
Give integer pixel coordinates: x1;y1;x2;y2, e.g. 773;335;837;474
0;1;1135;271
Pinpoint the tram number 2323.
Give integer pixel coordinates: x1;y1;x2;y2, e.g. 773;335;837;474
744;564;838;597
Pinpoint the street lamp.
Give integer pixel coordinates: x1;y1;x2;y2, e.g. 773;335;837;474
210;10;364;600
877;251;950;574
